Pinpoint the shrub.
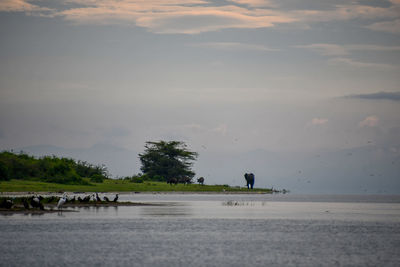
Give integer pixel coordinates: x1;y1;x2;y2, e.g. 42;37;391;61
90;174;105;183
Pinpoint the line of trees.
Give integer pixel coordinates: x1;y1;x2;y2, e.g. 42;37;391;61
0;140;199;185
0;151;108;184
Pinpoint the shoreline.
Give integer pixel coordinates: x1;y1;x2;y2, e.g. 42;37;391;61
0;191;275;196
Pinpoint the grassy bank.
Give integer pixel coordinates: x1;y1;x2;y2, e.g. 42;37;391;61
0;179;273;193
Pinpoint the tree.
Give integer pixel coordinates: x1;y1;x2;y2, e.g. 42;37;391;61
139;141;198;183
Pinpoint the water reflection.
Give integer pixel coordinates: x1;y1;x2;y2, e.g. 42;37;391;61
140;203;192;217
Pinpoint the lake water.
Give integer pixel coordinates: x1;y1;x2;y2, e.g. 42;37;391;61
1;194;400;266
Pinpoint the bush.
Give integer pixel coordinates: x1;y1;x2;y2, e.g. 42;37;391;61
0;162;10;181
130;176;144;183
90;174;105;183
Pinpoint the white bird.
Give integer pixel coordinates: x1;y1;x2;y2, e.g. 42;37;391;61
57;194;67;210
32;195;40;204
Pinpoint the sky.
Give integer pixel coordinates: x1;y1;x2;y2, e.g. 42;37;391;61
0;0;399;194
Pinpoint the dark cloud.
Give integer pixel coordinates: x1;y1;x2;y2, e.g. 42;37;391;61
344;91;400;101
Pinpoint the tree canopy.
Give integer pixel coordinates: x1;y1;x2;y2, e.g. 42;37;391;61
139;141;198;183
0;151;108;184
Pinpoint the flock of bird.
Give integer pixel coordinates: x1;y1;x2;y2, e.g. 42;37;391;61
0;193;119;211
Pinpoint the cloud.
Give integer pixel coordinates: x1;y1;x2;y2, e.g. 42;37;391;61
292;4;400;23
297;43;400;56
57;1;295;34
228;0;276;7
359;116;379;127
344;91;400;101
366;19;400;34
310;118;328;126
189;42;279;52
0;0;54;16
328;57;396;70
296;44;348;56
1;0;399;34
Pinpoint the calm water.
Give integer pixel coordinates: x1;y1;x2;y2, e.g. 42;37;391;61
1;194;400;266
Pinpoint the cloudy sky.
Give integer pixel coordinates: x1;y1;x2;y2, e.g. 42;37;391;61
0;0;399;193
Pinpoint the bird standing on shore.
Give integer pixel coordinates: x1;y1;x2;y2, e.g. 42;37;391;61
113;194;119;202
31;195;44;210
103;196;110;202
57;194;67;210
22;198;30;209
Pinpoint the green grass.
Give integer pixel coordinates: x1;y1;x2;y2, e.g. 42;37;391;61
0;179;273;193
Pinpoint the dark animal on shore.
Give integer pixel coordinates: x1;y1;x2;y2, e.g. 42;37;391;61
244;173;255;189
180;177;192;185
95;193;101;202
103;196;110;202
0;198;13;209
78;196;83;202
197;177;205;185
113;194;119;202
167;178;178;185
22;198;30;209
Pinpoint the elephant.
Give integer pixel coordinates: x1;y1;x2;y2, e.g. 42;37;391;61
244;173;255;189
197;177;204;185
167;178;178;185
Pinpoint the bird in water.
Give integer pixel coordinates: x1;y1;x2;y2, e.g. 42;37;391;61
113;194;119;202
57;194;67;210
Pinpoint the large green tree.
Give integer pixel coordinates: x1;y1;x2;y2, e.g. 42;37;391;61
139;141;198;183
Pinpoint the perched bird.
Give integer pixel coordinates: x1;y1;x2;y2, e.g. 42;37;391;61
0;198;13;209
78;196;83;202
103;196;110;202
22;198;30;209
113;194;119;202
30;196;44;210
82;195;91;203
96;193;101;202
32;195;40;205
57;195;67;210
47;196;56;203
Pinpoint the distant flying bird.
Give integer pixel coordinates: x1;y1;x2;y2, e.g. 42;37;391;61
113;194;119;202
